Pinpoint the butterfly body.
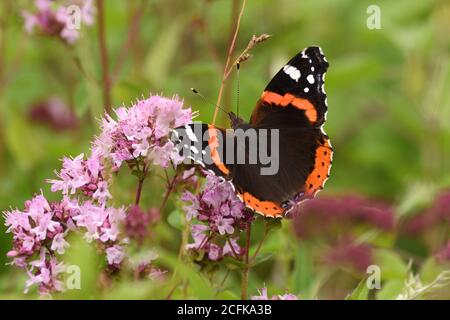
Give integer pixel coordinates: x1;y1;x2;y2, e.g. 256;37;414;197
174;46;333;218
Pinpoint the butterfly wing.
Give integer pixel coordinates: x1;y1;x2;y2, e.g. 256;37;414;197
250;46;329;128
173;46;332;218
233;46;332;217
173;123;234;178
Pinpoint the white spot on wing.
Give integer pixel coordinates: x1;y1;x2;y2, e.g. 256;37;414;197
190;146;198;154
283;64;301;82
185;125;198;142
304;87;309;93
307;74;315;84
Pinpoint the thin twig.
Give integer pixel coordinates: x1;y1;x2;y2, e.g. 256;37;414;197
226;237;240;260
159;172;179;212
215;269;231;295
112;0;147;83
241;223;251;300
96;0;112;115
212;0;247;124
251;222;269;263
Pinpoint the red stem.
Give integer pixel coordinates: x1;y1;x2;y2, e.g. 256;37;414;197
96;0;112;115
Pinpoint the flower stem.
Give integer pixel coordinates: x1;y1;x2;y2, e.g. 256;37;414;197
159;172;178;212
241;223;251;300
212;0;247;124
96;0;112;115
251;222;269;263
135;178;144;205
134;164;148;205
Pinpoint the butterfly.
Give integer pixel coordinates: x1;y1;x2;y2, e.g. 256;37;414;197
173;46;333;218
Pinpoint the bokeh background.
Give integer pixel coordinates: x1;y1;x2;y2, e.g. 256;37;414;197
0;0;450;299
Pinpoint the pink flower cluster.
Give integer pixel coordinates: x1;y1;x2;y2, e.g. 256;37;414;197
93;95;193;170
251;287;298;300
325;238;373;273
29;98;78;131
125;206;160;245
48;152;111;203
403;191;450;235
4;95;193;295
182;172;253;261
4;194;128;294
293;196;395;240
23;0;95;44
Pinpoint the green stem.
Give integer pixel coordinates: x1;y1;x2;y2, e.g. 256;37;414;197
241;223;251;300
251;222;269;263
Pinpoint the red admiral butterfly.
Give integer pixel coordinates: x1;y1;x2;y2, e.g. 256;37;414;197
174;46;333;218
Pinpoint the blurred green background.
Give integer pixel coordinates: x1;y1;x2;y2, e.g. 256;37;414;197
0;0;449;299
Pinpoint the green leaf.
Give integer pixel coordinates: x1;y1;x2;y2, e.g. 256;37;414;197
167;209;184;231
144;21;183;88
377;279;404;300
158;251;214;299
251;253;273;267
346;277;369;300
373;249;408;281
4;110;44;170
223;256;246;270
216;290;240;300
60;234;102;299
292;243;314;294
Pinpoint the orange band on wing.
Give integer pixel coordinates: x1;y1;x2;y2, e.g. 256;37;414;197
238;192;283;218
207;125;230;175
304;138;333;196
261;91;318;123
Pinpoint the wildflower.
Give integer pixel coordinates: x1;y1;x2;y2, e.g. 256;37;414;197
293;196;395;240
29;98;78;131
251;287;298;300
25;250;66;295
435;241;450;264
403;191;450;235
182;172;252;261
106;245;126;267
73;202;126;244
48;152;111;204
3;194;77;294
92;95;193;170
22;0;95;44
124;206;159;245
325;238;373;273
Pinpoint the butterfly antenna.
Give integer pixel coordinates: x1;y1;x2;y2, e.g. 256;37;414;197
190;88;230;116
236;63;240;118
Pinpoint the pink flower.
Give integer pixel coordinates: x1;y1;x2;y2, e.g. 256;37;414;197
125;206;159;245
106;245;126;266
25;249;66;295
92;95;192;170
251;287;298;300
223;237;242;257
29;98;78;131
278;293;298;300
214;216;235;235
251;287;269;300
207;243;221;261
182;171;251;261
50;233;69;254
23;0;95;44
48;153;111;204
